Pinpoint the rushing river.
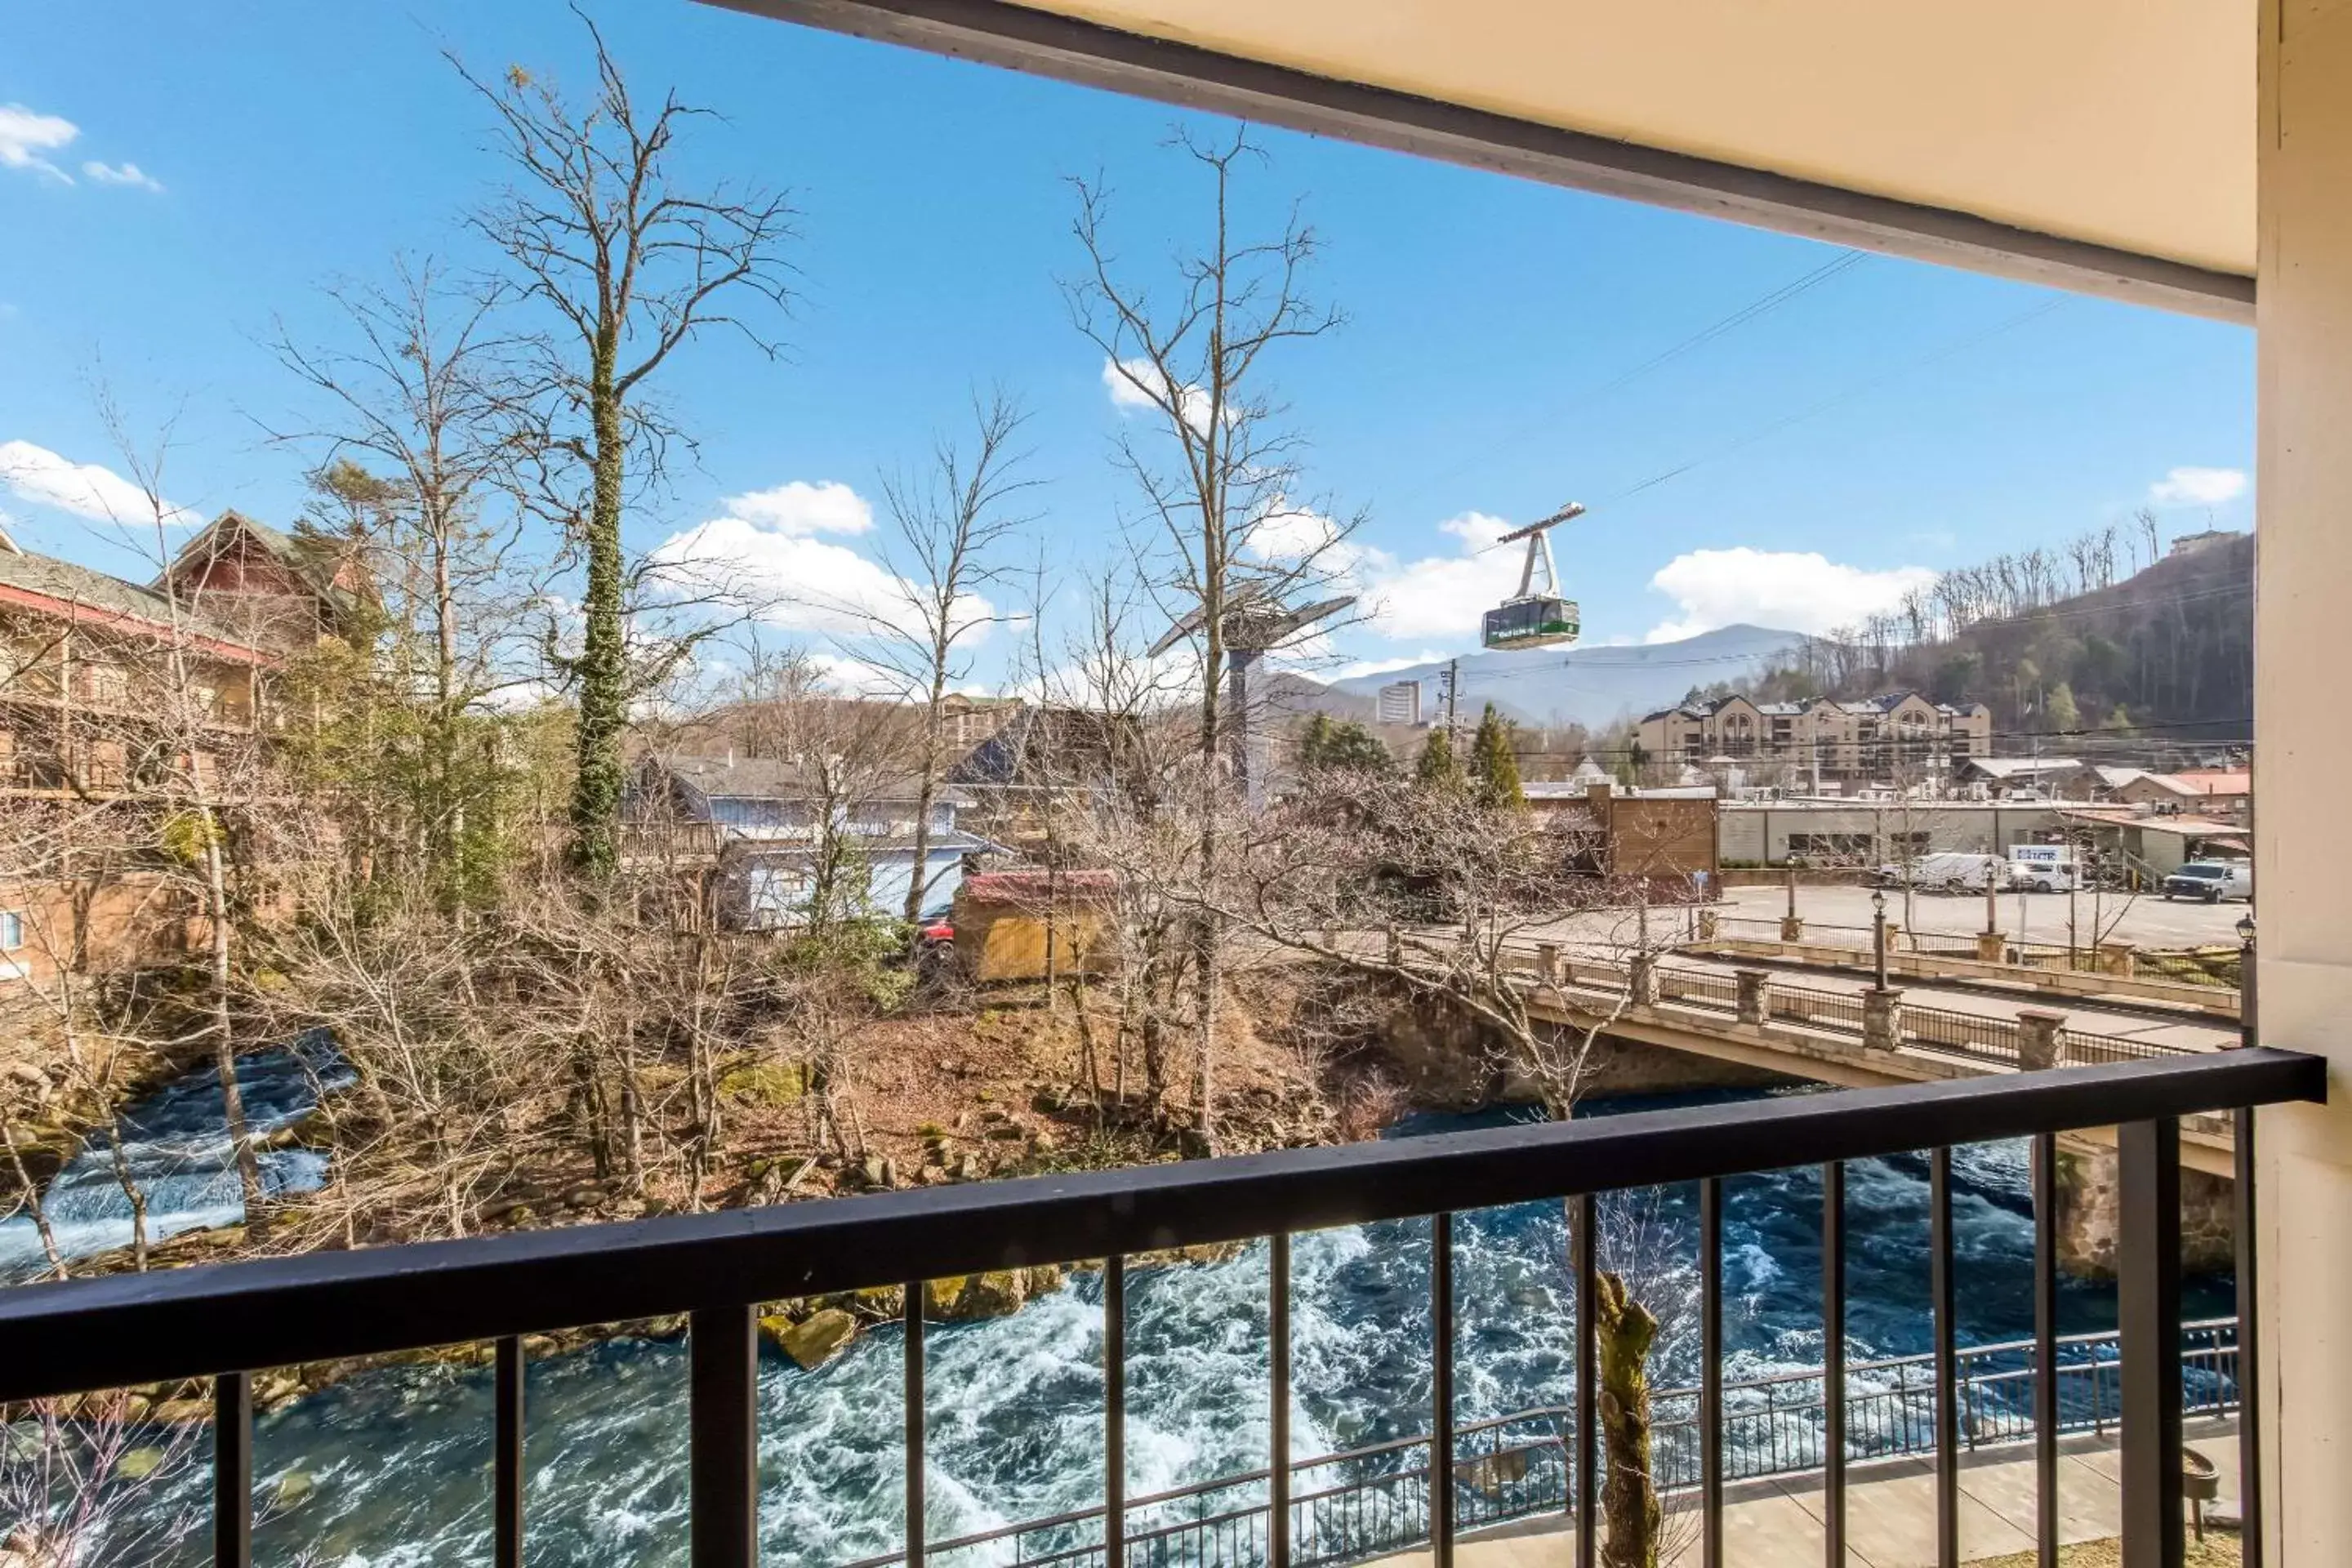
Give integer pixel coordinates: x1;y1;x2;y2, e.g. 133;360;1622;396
32;1089;2233;1568
0;1035;352;1283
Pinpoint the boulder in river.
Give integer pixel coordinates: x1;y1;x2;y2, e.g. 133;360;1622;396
768;1307;858;1370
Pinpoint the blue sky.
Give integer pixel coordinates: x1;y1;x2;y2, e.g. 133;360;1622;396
0;0;2254;684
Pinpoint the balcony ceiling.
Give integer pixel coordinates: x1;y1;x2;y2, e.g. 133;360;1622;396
1040;0;2252;276
725;0;2256;316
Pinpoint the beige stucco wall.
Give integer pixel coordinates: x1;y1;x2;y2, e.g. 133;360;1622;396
1033;0;2254;275
2255;0;2352;1557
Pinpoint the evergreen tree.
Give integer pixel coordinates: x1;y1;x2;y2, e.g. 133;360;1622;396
1298;712;1334;769
1467;703;1525;807
1319;719;1395;774
1416;726;1463;789
2044;679;2081;734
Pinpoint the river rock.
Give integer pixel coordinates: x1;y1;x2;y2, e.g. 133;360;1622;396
562;1185;608;1210
152;1398;212;1424
273;1472;315;1509
114;1446;167;1480
771;1307;858;1370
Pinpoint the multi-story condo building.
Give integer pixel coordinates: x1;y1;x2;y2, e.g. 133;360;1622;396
2;512;360;987
1637;691;1993;786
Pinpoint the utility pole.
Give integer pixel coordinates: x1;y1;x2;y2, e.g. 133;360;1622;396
1442;657;1461;748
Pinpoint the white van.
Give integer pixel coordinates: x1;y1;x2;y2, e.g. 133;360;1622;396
2009;845;2079;893
1904;851;2013;892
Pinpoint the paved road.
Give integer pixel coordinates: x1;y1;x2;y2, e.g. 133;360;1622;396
1723;882;2247;951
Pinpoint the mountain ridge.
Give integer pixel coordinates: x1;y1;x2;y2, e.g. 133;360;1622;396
1308;622;1806;728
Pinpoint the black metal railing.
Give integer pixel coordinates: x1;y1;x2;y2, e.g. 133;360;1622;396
0;1050;2319;1568
835;1316;2243;1568
1902;1002;2037;1066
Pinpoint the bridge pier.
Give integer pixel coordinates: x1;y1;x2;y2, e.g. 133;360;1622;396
1862;988;1903;1051
2055;1139;2236;1278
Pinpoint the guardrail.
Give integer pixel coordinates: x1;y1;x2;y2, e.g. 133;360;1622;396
841;1319;2243;1568
1512;950;2192;1074
0;1053;2313;1568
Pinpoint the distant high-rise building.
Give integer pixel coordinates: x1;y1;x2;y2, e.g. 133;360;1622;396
1377;679;1423;726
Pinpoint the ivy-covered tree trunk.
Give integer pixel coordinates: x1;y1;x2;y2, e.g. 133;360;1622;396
1594;1268;1664;1568
568;348;628;877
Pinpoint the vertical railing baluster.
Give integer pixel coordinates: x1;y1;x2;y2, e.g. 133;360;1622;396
1432;1211;1456;1567
1931;1146;1958;1568
2119;1118;2185;1568
1700;1176;1723;1568
1575;1191;1597;1568
2235;1104;2263;1566
2032;1134;2059;1568
1106;1254;1126;1568
690;1304;760;1568
215;1370;252;1568
496;1336;524;1568
1272;1232;1292;1568
906;1281;926;1568
1823;1160;1846;1568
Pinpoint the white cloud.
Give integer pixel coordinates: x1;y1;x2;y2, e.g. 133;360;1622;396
1644;547;1936;643
0;105;78;183
1102;356;1160;412
715;479;872;537
1101;355;1214;434
648;481;990;639
1348;511;1526;643
82;160;162;193
0;439;197;527
2147;466;2247;508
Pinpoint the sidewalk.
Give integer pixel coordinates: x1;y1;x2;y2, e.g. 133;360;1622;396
1365;1419;2239;1568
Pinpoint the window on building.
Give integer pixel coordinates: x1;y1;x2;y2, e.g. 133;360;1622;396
0;911;22;951
1787;832;1874;863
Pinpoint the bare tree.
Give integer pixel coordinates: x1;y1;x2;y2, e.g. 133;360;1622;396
267;256;539;893
0;1393;208;1566
865;390;1038;933
458;14;794;875
1066;127;1357;1147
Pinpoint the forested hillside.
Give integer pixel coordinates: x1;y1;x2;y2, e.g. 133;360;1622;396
1746;529;2252;749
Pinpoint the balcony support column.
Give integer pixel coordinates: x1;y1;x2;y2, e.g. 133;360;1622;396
2257;2;2352;1561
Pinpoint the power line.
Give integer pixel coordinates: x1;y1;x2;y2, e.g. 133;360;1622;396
1417;249;1871;514
1598;297;2069;506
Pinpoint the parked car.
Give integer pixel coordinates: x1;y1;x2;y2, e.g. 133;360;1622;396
2163;861;2254;902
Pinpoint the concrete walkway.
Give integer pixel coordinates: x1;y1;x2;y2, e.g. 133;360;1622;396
1365;1419;2239;1568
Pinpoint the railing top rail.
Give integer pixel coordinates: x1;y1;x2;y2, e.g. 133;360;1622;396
0;1049;2317;1403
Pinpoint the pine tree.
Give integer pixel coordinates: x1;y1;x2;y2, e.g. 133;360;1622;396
1298;712;1334;770
1416;726;1463;789
1320;720;1395;774
1467;703;1524;807
2045;680;2081;734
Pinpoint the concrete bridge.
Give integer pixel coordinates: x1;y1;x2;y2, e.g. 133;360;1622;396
1409;937;2243;1183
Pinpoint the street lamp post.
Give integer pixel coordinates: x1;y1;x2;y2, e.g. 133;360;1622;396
2238;911;2257;1048
1872;887;1890;991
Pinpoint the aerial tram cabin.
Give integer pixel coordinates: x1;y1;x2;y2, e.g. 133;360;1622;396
1481;501;1584;650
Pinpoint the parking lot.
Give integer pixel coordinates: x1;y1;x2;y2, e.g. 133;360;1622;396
1721;880;2247;951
